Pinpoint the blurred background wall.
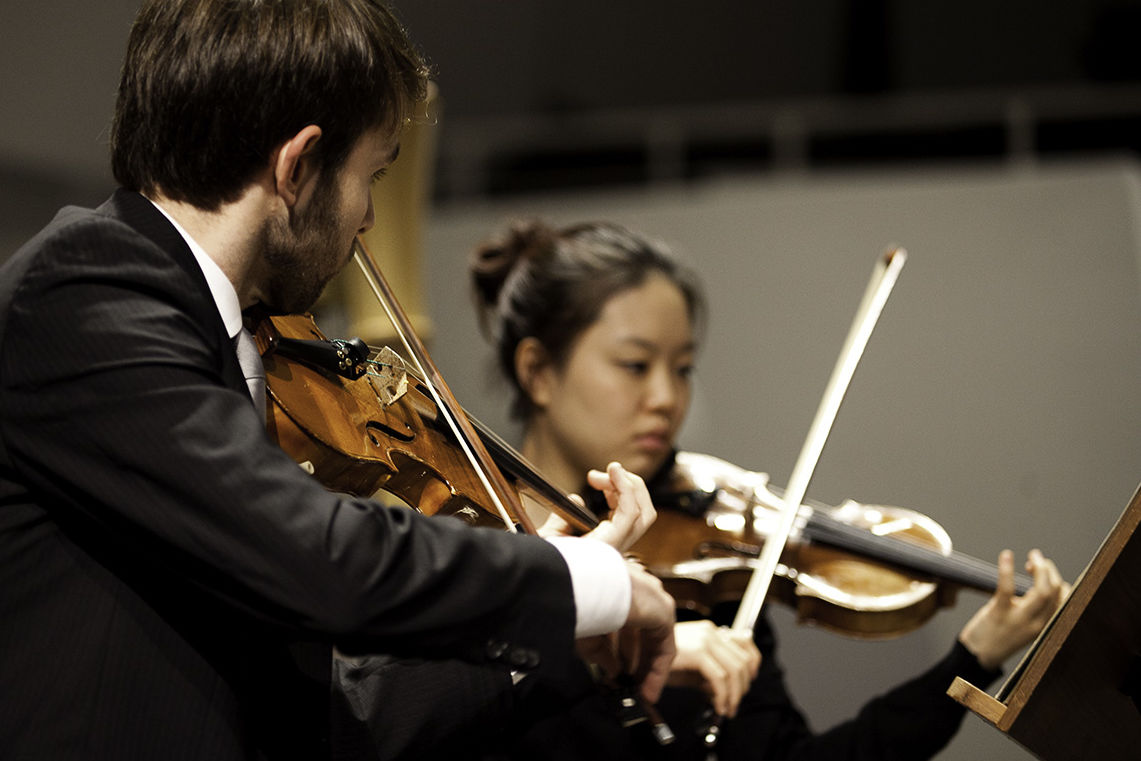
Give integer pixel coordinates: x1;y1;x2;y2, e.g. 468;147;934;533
2;2;1139;759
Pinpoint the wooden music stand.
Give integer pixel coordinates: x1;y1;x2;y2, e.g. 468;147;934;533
948;482;1141;760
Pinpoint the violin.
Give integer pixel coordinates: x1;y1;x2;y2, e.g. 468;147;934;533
634;450;1033;639
253;311;596;532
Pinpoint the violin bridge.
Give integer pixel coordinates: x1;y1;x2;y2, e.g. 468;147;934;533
368;346;409;406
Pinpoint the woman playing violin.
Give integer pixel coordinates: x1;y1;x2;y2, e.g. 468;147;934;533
469;219;1068;761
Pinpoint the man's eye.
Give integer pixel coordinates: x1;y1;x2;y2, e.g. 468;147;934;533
620;361;649;375
371;168;388;183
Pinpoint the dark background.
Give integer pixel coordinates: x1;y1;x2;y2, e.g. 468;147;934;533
3;0;1141;222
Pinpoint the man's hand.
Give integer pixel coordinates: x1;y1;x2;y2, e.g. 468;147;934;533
958;548;1069;670
578;559;676;703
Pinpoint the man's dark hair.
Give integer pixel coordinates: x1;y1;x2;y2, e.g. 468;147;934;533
111;0;428;210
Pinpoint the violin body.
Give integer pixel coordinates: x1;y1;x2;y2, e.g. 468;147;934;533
255;312;598;534
257;313;509;527
633;452;970;639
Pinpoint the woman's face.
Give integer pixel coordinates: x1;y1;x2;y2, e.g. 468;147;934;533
530;273;695;481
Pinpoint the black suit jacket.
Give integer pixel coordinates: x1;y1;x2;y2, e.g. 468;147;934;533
0;190;577;760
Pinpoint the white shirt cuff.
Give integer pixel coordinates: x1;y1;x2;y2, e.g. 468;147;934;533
546;536;631;637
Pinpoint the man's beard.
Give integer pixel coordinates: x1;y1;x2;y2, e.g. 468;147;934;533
258;183;348;315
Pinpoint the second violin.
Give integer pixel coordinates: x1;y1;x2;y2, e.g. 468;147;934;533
633;450;1033;639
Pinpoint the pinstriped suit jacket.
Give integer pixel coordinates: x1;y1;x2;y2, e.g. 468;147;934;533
0;189;576;760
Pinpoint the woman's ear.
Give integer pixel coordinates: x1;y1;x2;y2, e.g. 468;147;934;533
515;337;555;409
272;124;323;208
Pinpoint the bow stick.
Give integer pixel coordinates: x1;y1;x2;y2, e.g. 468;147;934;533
352;237;534;534
703;246;907;749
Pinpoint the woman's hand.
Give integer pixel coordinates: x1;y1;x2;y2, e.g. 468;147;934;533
958;548;1069;670
539;461;656;552
666;620;761;718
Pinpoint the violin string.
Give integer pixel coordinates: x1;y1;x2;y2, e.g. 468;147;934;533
804;511;1032;593
810;513;993;578
820;511;1030;590
765;481;1031;592
805;513;983;583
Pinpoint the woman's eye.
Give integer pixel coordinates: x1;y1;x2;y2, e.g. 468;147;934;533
619;361;649;375
371;168;388;184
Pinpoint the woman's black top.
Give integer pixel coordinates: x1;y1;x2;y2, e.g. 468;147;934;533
488;452;1001;761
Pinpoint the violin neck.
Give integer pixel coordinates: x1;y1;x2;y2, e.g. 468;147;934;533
803;511;1032;595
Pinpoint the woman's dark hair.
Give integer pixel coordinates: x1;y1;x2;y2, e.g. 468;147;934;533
111;0;429;210
471;219;705;420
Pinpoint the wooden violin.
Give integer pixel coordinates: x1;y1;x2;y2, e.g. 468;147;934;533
252;311;596;532
633;450;1033;639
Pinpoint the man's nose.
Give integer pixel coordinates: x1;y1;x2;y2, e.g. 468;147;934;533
358;193;375;234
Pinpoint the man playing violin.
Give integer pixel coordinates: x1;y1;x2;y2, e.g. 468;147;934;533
0;3;675;760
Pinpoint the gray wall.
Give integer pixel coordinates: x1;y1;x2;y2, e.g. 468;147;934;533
0;0;138;260
422;158;1141;760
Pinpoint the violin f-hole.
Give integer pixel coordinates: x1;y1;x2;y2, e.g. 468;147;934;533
366;419;415;445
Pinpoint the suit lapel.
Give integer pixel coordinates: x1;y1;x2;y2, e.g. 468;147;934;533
99;189;247;395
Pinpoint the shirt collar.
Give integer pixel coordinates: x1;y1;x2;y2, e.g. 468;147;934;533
148;199;245;340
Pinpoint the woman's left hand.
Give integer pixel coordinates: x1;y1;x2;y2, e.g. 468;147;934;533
540;461;656;551
958;548;1069;670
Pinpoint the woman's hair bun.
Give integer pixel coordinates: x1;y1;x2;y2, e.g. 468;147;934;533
470;218;554;310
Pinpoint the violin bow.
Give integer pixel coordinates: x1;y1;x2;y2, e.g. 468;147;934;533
351;237;535;535
703;246;907;748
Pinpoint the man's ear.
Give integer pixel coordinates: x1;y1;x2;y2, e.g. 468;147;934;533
515;337;555;409
272;124;323;208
